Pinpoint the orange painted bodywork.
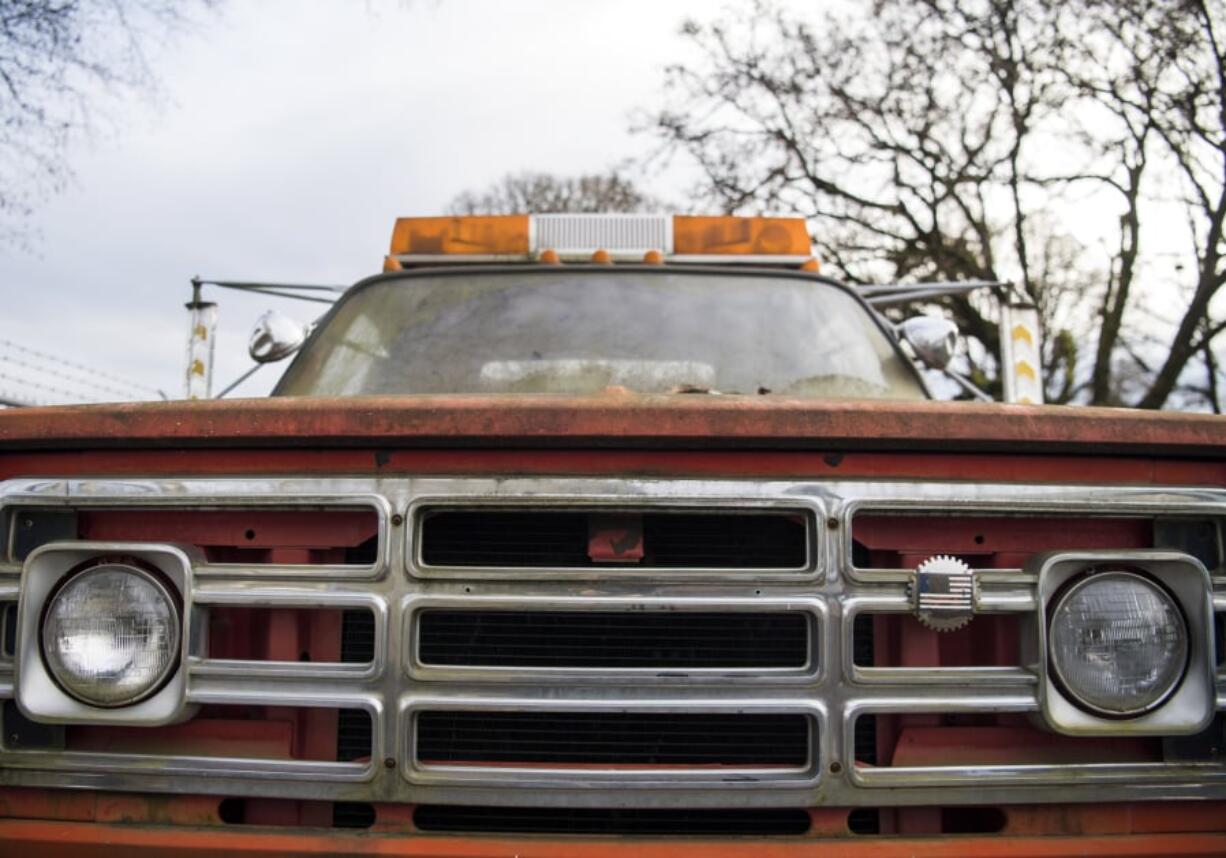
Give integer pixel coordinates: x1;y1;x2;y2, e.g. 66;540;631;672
1;820;1225;857
1;398;1225;854
1;395;1224;457
3;788;1226;855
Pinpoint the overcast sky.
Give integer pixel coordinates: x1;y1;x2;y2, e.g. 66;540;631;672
0;0;718;404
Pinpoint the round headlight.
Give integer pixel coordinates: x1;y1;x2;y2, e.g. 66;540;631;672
1048;570;1188;717
41;562;181;707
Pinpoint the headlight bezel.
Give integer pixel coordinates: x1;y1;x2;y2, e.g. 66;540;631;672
1031;550;1214;737
1046;568;1190;719
14;541;194;726
39;560;183;708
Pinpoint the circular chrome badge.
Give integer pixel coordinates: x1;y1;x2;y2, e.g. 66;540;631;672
908;555;976;632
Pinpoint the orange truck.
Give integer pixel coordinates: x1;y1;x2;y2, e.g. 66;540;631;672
0;213;1224;856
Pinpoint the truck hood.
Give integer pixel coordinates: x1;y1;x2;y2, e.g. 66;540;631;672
0;394;1223;457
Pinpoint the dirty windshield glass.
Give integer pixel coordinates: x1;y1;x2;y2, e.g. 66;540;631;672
274;270;926;399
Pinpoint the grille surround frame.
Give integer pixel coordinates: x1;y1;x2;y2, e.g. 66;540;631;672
0;475;1223;810
408;496;821;581
401;697;825;787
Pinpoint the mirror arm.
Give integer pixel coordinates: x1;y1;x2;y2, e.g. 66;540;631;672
215;364;264;399
942;367;993;402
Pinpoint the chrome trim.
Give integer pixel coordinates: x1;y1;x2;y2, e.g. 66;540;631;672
15;541;196;726
0;479;392;580
407;486;823;581
191;583;388;681
843;485;1226;584
845;696;1226;789
1032;551;1215;735
0;475;1221;808
399;695;825;788
842;594;1037;687
403;593;826;684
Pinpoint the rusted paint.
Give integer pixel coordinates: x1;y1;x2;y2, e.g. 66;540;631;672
3;788;1226;849
69;718;294;759
0;395;1224;457
1004;802;1226;836
0;790;97;823
587;514;644;563
855;515;1152;562
1;819;1225;857
93;795;220;826
2;448;1226;490
78;509;377;550
890;726;1158;767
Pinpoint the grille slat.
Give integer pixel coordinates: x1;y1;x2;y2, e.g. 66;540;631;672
418;610;809;668
419;509;808;569
415;711;811;767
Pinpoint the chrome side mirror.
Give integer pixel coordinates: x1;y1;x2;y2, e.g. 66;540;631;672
248;311;311;363
898;316;959;370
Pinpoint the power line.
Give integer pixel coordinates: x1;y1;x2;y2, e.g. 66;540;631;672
0;338;162;396
0;352;152;400
0;369;91;404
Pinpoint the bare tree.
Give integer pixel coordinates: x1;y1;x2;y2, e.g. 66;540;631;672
1129;0;1225;408
0;0;217;242
449;170;658;215
645;0;1226;409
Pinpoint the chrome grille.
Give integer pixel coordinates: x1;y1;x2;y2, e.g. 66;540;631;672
0;475;1224;810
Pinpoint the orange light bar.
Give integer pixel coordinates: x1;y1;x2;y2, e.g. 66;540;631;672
673;215;810;256
389;215;530;256
386;213;816;267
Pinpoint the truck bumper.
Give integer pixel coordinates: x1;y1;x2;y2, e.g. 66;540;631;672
2;821;1226;857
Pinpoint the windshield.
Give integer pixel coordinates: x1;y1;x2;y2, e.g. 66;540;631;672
274;269;927;400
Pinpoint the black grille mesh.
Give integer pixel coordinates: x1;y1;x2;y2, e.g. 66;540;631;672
422;511;588;567
413;805;812;835
419;509;808;568
415;711;811;766
1216;613;1225;666
336;613;376;763
336;709;372;763
642;512;806;568
418;610;809;668
340;609;376;663
852;614;878;766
